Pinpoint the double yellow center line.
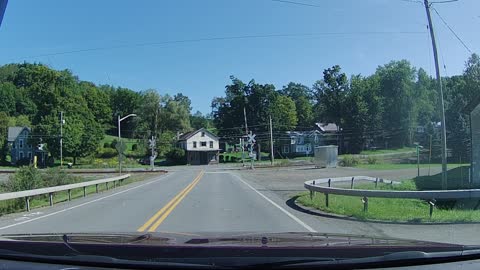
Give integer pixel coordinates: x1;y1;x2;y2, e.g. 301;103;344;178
137;170;205;232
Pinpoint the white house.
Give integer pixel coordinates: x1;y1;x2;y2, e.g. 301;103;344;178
177;128;220;165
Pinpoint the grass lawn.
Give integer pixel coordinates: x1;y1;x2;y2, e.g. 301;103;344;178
0;173;153;215
296;166;480;223
359;147;415;155
356;163;469;170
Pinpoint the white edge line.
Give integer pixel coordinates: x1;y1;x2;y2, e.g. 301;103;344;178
0;172;176;231
231;173;316;233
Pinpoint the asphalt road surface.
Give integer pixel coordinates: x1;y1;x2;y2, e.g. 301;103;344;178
0;168;312;235
0;167;478;246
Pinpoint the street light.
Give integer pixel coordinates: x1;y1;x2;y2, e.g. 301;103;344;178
118;114;137;174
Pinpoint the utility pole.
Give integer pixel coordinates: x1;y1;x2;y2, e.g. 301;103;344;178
424;0;448;189
60;111;64;168
269;115;274;166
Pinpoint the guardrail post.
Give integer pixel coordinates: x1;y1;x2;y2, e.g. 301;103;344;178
83;186;86;197
375;178;378;188
351;177;355;189
325;179;331;207
429;199;436;218
95;184;99;193
49;193;54;206
25;197;30;212
310;190;314;200
106;182;109;190
362;196;368;212
67;189;71;201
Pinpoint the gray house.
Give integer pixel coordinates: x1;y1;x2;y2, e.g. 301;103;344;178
7;126;33;165
278;123;339;157
467;96;480;185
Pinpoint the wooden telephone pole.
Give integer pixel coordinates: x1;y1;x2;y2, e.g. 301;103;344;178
424;0;448;189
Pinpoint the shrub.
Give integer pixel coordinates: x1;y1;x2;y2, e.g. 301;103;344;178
165;148;186;165
110;139;118;149
340;155;360;167
97;148;117;158
103;142;111;148
132;144;138;151
16;158;31;167
366;156;378;164
3;166;42;192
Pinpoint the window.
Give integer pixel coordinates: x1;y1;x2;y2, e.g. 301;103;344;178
19;152;24;159
193;141;197;148
201;141;207;147
201;132;205;137
209;141;213;148
283;145;290;153
27;152;32;159
19;139;23;148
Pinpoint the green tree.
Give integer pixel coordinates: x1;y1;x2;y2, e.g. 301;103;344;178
375;60;416;147
280;82;313;128
313;65;349;127
0;82;16;115
270;95;297;130
79;81;112;129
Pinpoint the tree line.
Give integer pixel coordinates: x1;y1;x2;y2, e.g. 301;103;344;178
0;63;212;164
0;54;478;165
212;54;480;160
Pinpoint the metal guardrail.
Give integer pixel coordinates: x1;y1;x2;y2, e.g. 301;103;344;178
304;176;480;216
0;174;130;212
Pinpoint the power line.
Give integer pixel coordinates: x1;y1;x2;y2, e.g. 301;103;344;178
432;7;472;53
271;0;322;7
13;31;426;61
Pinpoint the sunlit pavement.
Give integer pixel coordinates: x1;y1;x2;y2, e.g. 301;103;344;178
0;165;476;245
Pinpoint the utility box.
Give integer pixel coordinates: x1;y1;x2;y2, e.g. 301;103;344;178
314;145;338;168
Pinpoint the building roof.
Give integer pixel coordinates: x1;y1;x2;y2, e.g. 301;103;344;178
316;123;338;133
178;128;219;141
465;95;480;113
7;126;30;142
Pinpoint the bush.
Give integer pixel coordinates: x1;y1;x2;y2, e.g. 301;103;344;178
366;156;378;165
340;155;360;167
165;148;186;165
132;144;138;151
16;158;31;167
103;142;111;148
3;166;42;192
110;139;118;149
96;148;117;158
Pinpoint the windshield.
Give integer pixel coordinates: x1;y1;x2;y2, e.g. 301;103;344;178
0;0;479;265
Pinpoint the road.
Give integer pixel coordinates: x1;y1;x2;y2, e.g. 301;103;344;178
0;166;478;246
0;168;311;235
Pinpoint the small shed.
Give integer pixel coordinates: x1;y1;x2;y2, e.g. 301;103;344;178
467;96;480;185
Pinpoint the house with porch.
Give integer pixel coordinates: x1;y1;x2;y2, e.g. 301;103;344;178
7;126;48;167
177;128;220;165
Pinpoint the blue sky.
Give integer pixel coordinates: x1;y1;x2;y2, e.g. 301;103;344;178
0;0;478;114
